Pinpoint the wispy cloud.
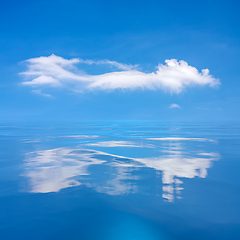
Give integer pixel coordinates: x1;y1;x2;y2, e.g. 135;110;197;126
78;58;138;71
21;54;220;94
170;103;181;108
31;89;53;98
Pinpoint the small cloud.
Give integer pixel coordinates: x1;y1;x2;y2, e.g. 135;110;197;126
31;89;52;98
170;103;181;109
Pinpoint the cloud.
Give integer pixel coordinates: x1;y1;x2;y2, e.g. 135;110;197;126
170;103;181;108
31;89;53;97
78;59;138;71
21;54;220;94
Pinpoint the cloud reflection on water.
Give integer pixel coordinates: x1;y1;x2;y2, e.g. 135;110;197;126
24;148;106;193
24;137;219;201
85;140;154;148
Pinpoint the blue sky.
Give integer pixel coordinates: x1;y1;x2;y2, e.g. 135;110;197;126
0;0;240;121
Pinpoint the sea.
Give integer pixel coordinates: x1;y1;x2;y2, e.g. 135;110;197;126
0;121;239;240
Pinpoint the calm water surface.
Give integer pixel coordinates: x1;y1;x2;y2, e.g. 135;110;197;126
0;121;239;239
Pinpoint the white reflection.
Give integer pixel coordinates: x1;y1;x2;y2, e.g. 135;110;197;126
95;167;138;195
85;140;153;148
24;148;105;193
61;135;99;139
147;137;216;142
136;153;218;201
132;139;219;201
24;137;219;202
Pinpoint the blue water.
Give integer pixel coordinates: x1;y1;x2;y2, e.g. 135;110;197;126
0;121;239;239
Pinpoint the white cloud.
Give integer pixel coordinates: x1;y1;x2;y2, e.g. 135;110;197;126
78;59;138;71
31;89;52;98
170;103;181;108
24;76;62;87
21;54;220;94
